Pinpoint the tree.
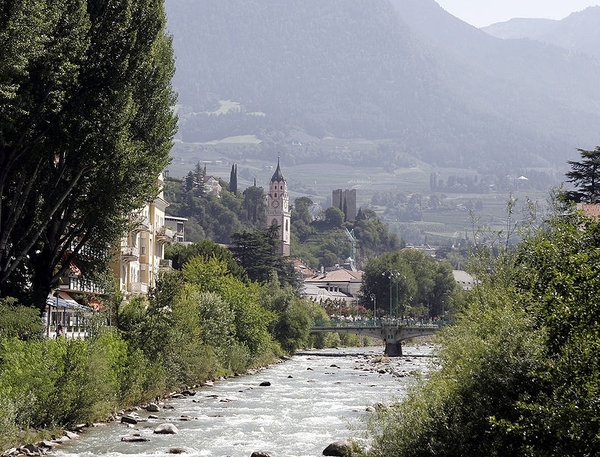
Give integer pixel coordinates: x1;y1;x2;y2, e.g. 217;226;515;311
242;185;266;223
360;250;456;319
230;226;285;283
164;239;247;280
323;206;344;229
229;163;238;194
0;0;177;309
366;204;600;456
565;146;600;202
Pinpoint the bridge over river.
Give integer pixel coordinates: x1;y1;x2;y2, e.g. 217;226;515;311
311;319;447;356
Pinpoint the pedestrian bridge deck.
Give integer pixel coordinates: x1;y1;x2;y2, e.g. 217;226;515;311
311;319;447;356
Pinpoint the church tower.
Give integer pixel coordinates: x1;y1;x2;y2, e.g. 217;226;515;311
266;158;291;256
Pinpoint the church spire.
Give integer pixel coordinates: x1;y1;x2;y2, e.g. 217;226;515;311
270;157;285;183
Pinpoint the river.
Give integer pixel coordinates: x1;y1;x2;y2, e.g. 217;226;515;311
53;344;436;457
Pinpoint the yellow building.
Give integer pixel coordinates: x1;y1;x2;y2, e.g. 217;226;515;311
112;172;173;296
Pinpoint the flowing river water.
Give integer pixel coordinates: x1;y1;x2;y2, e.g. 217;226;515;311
53;344;436;457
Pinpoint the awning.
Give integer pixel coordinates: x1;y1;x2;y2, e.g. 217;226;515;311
46;292;93;311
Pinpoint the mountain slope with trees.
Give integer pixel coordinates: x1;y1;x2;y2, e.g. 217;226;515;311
482;6;600;58
164;0;600;172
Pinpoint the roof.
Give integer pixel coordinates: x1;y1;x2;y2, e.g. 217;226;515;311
292;259;317;279
305;268;363;284
578;203;600;218
453;270;477;290
301;284;353;300
270;158;285;183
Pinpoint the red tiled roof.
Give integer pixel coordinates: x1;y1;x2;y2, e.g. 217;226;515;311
579;203;600;218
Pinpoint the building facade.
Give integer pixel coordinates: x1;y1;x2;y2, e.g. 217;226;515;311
112;172;172;296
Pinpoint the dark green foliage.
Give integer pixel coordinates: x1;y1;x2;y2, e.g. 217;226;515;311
0;0;177;309
360;250;456;319
230;226;300;288
565;146;600;202
0;298;44;341
229;163;238;194
242;185;267;224
366;207;600;456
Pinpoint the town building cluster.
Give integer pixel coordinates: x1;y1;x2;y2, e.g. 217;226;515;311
45;160;474;338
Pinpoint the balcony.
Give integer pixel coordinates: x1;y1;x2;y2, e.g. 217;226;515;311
129;282;148;294
155;226;174;244
132;215;151;233
159;259;173;269
121;245;139;262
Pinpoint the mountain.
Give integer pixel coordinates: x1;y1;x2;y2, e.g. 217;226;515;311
481;18;557;41
164;0;600;173
482;7;600;58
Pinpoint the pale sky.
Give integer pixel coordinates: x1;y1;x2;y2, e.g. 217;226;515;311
435;0;600;27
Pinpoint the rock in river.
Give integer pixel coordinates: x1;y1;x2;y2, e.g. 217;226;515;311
154;423;179;435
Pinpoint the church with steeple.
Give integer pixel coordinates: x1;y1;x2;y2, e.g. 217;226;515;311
266;159;291;256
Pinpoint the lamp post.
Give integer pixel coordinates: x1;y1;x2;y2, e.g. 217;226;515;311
370;293;376;323
54;289;60;338
383;270;398;320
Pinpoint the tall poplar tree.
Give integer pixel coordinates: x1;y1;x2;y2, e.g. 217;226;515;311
0;0;177;308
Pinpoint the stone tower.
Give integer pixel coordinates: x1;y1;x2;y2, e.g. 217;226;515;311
332;188;357;221
266;159;291;256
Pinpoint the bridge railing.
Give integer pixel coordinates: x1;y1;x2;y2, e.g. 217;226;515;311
312;318;450;329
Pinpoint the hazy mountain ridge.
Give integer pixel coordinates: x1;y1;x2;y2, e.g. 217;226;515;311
483;6;600;58
165;0;600;172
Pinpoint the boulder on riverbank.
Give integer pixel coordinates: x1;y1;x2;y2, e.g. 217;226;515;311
146;403;160;412
120;415;139;425
251;451;273;457
323;439;358;457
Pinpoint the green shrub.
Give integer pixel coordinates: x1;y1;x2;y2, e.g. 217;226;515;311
0;298;44;341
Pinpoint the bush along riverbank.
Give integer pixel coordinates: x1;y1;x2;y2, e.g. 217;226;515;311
0;331;287;455
0;332;374;454
0;254;375;454
0;257;321;452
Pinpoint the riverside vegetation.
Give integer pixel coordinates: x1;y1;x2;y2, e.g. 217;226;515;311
0;241;359;451
364;196;600;457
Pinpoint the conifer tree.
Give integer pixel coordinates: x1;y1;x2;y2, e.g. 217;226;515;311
565;146;600;202
229;163;238;194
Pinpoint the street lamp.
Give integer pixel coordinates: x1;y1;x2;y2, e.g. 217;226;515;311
369;293;376;322
54;289;60;337
383;270;398;320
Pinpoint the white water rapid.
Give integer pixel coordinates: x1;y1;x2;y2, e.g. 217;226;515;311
52;344;435;457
